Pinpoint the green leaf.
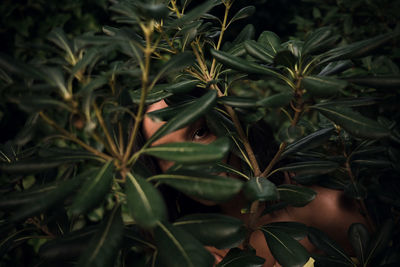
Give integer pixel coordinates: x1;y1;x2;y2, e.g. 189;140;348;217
260;226;310;267
243;177;278;202
77;206;124;267
216;248;265;267
256;92;293;108
348;223;370;265
263;222;308;241
277;184;316;207
257;31;281;54
345;76;400;89
174;213;245;249
273;50;297;68
308;227;353;265
39;226;98;260
135;2;169;20
230;24;255;46
70;160;115;215
276;161;339;175
47;28;75;61
244;40;274;63
152;52;195;85
8;96;74;113
210;49;289;83
365;220;394;266
229;6;255;23
71;48;100;76
320;32;399;64
282;127;335;158
146;90;217;145
318;60;353;76
144;137;230;164
169;0;220;28
154;221;214;267
0;53;48;80
302;27;337;55
313;105;390;139
146;100;195;122
125;172;167;228
311;254;353;267
302;76;347;97
9;172;88;222
148;171;243;202
218;96;258;108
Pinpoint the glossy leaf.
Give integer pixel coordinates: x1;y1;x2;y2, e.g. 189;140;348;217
244;40;274;63
256;92;293;108
77;206;124;267
276;161;339;175
218;96;258;108
148;171;243;202
263;222;308;241
125;171;167;228
273;50;297;68
174;213;245;249
71;48;100;75
216;248;265;267
261;226;310;267
144;137;230;164
230;6;255;24
314;105;390;139
302;76;347;97
210;49;288;82
154;221;214;267
282;127;335;158
152;52;195;85
243;177;278;202
8;96;74;113
47;28;75;58
365;220;394;266
146;100;194;122
40;226;98;260
135;2;169;20
302;27;335;55
146;90;217;145
257;31;281;54
9;172;87;222
70;160;114;215
169;0;219;27
0;158;74;174
348;223;370;265
230;24;255;46
308;226;353;265
318;60;353;76
277;184;316;207
346;76;400;89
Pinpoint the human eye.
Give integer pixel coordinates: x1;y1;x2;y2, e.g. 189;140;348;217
192;125;210;141
188;119;214;142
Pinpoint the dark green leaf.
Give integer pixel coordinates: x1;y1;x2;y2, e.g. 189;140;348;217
174;213;245;249
263;222;308;241
257;31;281;55
70;160;114;215
9;172;88;222
210;49;288;82
321;32;399;64
39;226;98;260
348;223;370;265
312;254;353;267
216;248;265;267
146;100;194;122
273;50;297;68
230;6;255;23
276;161;339;175
256;92;293;108
231;24;255;46
8;96;74;113
302;76;347;97
314;105;390;139
148;171;243;202
318;60;353;76
169;0;220;27
125;171;167;228
302;27;336;55
47;28;75;57
243;177;278;202
244;40;274;63
135;3;169;20
365;220;394;266
71;48;100;75
144;137;230;164
218;96;258;108
345;76;400;89
261;226;310;267
308;227;353;265
146;90;217;145
282;127;335;158
277;184;316;207
77;206;124;267
154;221;214;267
152;52;195;85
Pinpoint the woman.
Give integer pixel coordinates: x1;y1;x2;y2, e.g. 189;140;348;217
141;99;369;266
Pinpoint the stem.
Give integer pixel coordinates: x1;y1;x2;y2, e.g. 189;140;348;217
39;112;112;161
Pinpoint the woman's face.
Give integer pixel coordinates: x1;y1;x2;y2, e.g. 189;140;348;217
142;100;217;171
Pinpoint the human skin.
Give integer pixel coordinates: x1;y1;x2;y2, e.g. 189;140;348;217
143;100;369;267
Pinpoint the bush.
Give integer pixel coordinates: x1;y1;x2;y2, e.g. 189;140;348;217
1;0;399;266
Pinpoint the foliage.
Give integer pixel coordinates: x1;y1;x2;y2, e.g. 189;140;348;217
1;0;399;266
